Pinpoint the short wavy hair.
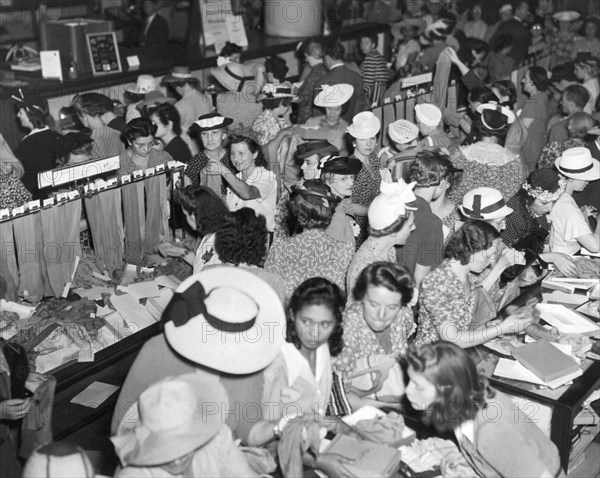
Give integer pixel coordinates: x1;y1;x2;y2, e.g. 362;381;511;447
287;277;345;356
444;220;499;265
214;208;268;266
173;185;228;235
409;149;455;187
402;341;494;432
353;262;414;305
228;134;268;169
122;118;157;146
288;189;336;230
148;103;182;136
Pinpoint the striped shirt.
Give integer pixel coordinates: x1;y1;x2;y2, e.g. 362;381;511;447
361;50;389;105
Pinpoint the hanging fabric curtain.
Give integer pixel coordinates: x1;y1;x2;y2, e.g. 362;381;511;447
0;220;19;301
142;174;169;254
84;189;125;275
12;213;52;302
121;182;145;265
39;200;83;297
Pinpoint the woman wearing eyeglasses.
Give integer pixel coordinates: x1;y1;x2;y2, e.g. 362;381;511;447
118;117;173;175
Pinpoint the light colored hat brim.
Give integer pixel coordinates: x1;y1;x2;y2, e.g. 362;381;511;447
391;19;426;39
314;84;354;108
138;96;176;109
164;266;285;374
459;204;514;220
111;374;227;466
555;156;600;181
553;11;581;22
476;103;516;124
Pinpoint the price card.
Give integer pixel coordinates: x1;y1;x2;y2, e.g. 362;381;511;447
28;200;41;211
126;55;140;69
0;209;10;220
67;190;80;200
133;170;144;179
43;198;55;207
121;174;131;184
107;177;118;187
155;164;165;173
56;192;68;202
145;167;156;176
12;206;25;216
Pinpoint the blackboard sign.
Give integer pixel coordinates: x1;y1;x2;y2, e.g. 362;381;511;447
85;31;122;76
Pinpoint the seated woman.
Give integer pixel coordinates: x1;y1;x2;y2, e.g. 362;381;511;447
112;374;258;477
346;178;416;293
209;135;277;232
320;155;366;245
213;208;286;303
265;180;354;302
295;83;353;153
550;147;600;255
148;103;192;164
404;342;563;478
450;103;527;203
251;84;295;146
117;118;172;175
415;221;534;347
55;132;94;166
157;185;229;273
334;262;415;412
501;168;577;276
263;277;345;426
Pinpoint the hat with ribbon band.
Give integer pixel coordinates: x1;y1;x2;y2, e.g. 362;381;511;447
459;187;514;221
555;147;600;181
163;267;285;374
291;179;340;209
189;111;234;134
368;174;418;230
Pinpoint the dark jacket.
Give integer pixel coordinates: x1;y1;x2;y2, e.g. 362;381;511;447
139;13;169;57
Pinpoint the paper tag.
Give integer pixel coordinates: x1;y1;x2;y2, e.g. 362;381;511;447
67;190;79;200
155;163;165;172
126;55;140;69
107;177;118;187
11;206;25;216
42;198;55;207
28;200;41;210
56;192;68;202
0;209;9;219
145;167;156;176
77;344;95;363
133;170;144;179
121;174;131;184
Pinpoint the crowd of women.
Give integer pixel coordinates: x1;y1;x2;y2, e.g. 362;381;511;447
2;1;600;477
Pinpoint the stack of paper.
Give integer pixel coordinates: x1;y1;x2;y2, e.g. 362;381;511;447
512;339;581;383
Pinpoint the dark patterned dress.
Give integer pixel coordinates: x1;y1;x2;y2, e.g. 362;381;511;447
184;149;234;196
351;152;382;247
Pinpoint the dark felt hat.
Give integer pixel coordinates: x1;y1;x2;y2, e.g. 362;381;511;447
296;140;338;159
320;156;362;175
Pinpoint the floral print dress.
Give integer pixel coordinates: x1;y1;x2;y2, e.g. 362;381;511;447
351;152;382;246
415;261;475;345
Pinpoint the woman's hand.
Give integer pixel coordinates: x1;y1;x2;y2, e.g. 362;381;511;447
157;242;186;258
499;308;535;336
206;159;227;176
580;205;598;219
0;398;32;421
444;47;460;64
546;252;577;276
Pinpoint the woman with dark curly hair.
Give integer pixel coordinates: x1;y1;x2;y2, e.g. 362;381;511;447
404;342;562;477
209;134;278;231
251;84;295;146
212;207;286;302
415;221;534;347
117;117;172;175
265;180;354;302
55;132;94;166
263;277;345;423
157;185;229;273
333;262;415;412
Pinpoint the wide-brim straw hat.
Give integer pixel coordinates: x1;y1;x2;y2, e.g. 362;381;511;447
313;83;354;108
459;187;514;220
161;66;200;85
553;11;581;22
125;74;157;94
211;63;255;92
347;111;381;139
476;103;516;130
555;147;600;181
163;267;285;374
111;374;227;466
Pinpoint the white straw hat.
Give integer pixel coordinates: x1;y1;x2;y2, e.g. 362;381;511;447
368;177;418;230
388;120;419;144
459;187;514;221
347;111;381;139
163;267;286;374
125;75;157;94
415;103;442;127
314;83;354;108
555;147;600;181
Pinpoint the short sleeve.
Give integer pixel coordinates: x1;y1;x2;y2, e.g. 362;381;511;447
248;169;277;201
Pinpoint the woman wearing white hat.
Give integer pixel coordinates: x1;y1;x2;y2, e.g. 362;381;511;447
550;11;581;67
251;83;297;146
296;83;354;154
346;177;417;293
348;111;384;246
549;147;600;255
450;103;527;203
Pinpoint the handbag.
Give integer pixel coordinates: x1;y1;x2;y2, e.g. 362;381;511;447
349;354;405;403
316;433;402;478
